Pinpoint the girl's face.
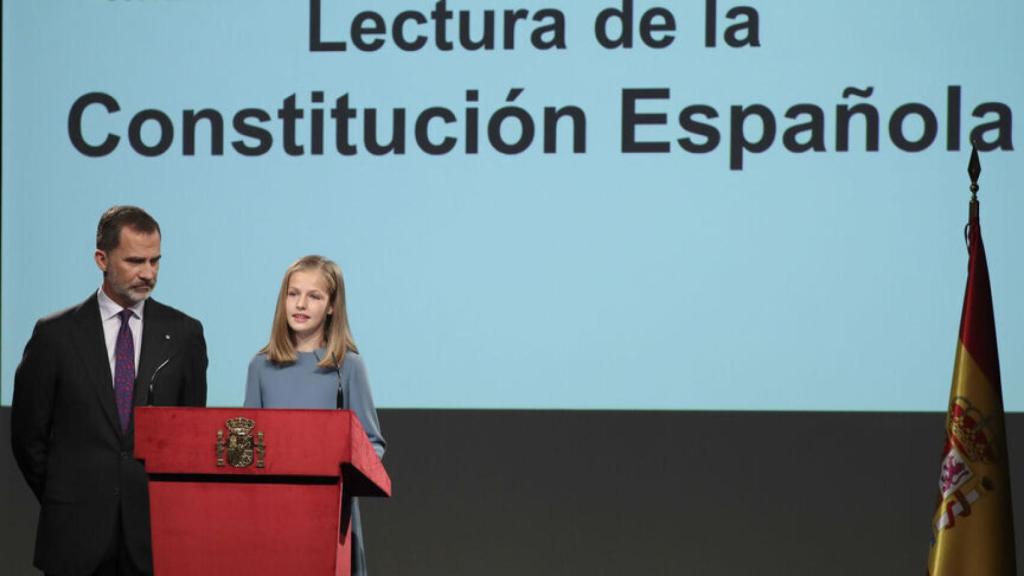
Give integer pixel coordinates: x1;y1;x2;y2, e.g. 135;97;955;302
285;269;333;345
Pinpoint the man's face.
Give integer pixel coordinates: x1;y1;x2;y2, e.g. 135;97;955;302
95;227;161;308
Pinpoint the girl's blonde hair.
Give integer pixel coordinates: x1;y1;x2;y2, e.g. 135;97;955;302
261;255;357;368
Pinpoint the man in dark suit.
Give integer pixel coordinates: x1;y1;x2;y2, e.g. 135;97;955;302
11;206;208;576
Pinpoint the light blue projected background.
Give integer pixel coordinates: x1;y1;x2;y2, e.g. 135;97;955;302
3;0;1021;410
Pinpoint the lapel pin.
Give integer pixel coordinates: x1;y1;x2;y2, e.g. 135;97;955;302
164;334;171;340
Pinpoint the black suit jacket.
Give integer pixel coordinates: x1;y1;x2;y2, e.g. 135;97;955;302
10;293;207;575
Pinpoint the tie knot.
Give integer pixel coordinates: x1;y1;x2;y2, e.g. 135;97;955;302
118;309;133;324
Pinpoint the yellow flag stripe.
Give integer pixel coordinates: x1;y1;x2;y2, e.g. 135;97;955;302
928;342;1015;576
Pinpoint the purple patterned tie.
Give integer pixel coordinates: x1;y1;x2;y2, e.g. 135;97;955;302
114;309;136;432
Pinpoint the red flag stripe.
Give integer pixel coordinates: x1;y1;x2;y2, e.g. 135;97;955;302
959;215;1001;388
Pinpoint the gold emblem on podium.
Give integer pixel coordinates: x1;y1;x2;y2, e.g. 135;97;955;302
216;417;265;468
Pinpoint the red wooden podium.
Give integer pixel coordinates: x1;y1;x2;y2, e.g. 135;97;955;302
134;407;390;575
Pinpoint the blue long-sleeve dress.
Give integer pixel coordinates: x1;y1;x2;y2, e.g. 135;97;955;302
244;350;385;576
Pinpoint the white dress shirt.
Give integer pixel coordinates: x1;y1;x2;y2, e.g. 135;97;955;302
97;287;145;384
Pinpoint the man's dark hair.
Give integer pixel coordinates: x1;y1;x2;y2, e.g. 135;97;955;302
96;205;161;252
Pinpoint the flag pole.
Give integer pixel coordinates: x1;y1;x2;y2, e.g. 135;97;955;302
928;143;1016;576
968;144;981;220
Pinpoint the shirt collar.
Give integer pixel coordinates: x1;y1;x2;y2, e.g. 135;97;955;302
97;287;146;321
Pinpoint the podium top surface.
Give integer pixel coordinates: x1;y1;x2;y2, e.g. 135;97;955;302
134;407;390;496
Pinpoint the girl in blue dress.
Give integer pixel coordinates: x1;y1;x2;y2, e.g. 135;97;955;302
245;254;385;576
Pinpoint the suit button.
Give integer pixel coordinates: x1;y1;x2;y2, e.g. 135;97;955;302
113;488;120;496
120;451;129;459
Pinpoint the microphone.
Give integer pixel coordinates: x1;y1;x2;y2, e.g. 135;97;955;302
315;350;346;409
147;356;172;405
332;352;345;410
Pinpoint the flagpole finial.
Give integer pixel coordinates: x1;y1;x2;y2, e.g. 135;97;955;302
968;142;981;200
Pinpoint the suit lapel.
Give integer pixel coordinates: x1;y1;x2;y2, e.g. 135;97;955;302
72;294;121;435
134;299;176;408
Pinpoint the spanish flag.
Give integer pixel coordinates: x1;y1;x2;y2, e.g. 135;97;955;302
928;149;1016;575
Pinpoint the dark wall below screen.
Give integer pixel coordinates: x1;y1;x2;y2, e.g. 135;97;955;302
4;408;1024;575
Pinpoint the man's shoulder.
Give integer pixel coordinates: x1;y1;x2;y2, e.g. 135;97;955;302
34;294;98;330
146;298;203;328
